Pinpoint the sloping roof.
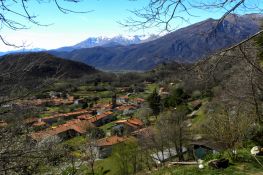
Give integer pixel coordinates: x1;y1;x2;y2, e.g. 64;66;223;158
115;117;144;129
118;96;129;99
91;111;113;122
97;135;128;147
31;119;92;141
151;147;187;163
32;121;46;127
127;118;144;126
93;103;113;110
77;114;93;120
131;127;153;137
190;140;227;151
133;98;145;102
41;110;90;121
115;105;137;111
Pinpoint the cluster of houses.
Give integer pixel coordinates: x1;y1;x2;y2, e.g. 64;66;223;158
1;87;235;165
22;95;147;158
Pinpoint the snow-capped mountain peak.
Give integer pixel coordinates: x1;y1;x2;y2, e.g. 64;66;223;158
73;34;158;49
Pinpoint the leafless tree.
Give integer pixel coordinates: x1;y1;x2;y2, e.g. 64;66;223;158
124;0;263;33
202;104;255;160
0;0;90;47
84;136;98;175
0;122;64;175
156;107;190;162
191;37;263;123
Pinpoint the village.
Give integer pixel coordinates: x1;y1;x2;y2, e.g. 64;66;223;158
1;83;200;153
26;93;146;159
1;79;262;175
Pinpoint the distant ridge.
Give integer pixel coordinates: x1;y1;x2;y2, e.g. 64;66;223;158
50;13;262;71
0;52;99;80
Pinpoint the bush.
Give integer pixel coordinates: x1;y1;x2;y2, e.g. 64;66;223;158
236;148;254;163
204;152;223;162
87;127;106;139
251;125;263;145
191;90;202;99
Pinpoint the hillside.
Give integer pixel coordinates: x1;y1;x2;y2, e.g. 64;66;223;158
1;32;262;175
0;52;99;80
50;14;262;71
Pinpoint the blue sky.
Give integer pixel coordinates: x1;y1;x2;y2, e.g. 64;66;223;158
0;0;261;51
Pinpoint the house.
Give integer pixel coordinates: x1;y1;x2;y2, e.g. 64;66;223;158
93;103;113;115
48;98;74;106
132;98;145;105
131;127;153;138
76;111;115;127
74;98;86;105
115;105;138;115
117;96;129;104
151;147;187;164
87;111;115;127
77;114;93;120
30;119;93;142
112;118;144;135
41;110;90;125
190;140;226;159
96;135;128;158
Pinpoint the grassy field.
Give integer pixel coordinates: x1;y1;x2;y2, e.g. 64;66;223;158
95;155;120;175
100;122;116;133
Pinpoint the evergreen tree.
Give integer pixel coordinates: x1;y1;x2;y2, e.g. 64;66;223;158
164;87;189;108
147;88;161;117
112;92;117;109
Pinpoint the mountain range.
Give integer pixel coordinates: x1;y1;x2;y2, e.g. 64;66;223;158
50;13;262;71
53;35;159;52
1;13;262;71
0;35;159;56
0;48;46;56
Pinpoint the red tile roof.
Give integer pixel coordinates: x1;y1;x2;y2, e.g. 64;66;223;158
115;117;144;129
133;98;145;102
115;105;137;111
41;110;90;121
31;119;93;141
87;111;113;123
97;135;128;147
119;96;129;99
32;121;46;127
77;114;93;120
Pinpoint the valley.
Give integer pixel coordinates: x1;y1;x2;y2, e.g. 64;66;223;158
0;9;263;175
1;32;263;174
